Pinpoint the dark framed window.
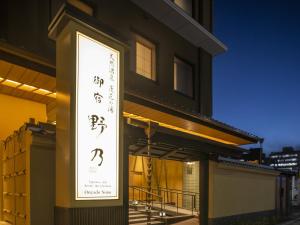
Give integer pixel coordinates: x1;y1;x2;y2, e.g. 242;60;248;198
172;0;193;17
174;56;194;98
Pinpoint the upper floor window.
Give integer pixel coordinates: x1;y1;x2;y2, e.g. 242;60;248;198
135;35;156;80
172;0;193;16
174;57;194;98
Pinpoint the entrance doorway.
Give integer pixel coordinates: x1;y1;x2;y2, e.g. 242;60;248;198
128;155;200;224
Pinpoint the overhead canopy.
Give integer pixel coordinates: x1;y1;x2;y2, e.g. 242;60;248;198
124;99;262;146
130;0;227;55
0;59;56;104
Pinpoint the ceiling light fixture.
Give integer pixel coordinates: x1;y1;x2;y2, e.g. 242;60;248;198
33;88;52;95
0;76;56;99
1;79;21;88
18;84;38;92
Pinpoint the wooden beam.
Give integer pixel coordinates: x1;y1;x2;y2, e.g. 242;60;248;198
160;149;177;159
133;146;147;155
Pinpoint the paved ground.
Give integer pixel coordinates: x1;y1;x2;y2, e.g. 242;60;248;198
172;218;199;225
279;219;300;225
278;211;300;225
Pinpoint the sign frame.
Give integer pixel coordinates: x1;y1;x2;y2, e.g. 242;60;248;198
70;21;124;206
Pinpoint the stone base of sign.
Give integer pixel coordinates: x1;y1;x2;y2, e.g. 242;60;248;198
55;206;128;225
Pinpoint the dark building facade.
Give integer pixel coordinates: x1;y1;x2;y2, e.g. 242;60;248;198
268;147;300;173
0;1;279;225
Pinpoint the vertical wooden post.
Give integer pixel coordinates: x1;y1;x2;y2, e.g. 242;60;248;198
200;159;209;225
0;141;3;220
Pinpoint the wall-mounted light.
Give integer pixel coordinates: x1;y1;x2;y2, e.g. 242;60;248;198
0;76;56;99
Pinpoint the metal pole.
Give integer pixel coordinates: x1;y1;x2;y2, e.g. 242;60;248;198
192;195;194;215
152;193;153;208
133;188;135;202
146;122;153;224
164;191;166;210
177;193;179;215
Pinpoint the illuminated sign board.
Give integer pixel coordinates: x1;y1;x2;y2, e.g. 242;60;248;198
75;32;120;200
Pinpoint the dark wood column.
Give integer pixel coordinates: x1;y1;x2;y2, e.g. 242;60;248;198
200;159;209;225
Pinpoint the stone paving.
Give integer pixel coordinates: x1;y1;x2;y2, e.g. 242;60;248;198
278;211;300;225
279;219;300;225
172;218;199;225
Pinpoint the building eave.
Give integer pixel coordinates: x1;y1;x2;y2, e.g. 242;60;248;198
125;91;262;146
130;0;227;55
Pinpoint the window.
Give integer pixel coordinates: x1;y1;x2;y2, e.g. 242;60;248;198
174;57;194;98
187;166;193;175
173;0;193;16
135;36;156;80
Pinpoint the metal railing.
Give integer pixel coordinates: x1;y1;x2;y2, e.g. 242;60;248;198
129;186;164;213
152;187;197;215
129;186;198;215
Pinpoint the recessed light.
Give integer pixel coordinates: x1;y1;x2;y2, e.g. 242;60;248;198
47;92;56;98
18;84;37;92
1;79;21;88
33;88;52;95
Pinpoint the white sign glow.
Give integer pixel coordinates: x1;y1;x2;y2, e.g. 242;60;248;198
75;32;120;200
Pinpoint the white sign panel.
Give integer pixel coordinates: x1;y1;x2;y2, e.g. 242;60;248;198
76;32;120;200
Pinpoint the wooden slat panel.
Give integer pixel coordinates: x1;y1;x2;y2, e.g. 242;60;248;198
15;175;26;194
0;59;56;104
3;211;15;225
16;216;26;225
0;60;56;92
15;196;26;217
0;85;52;104
15;153;26;173
18;69;39;85
3;159;13;176
3;194;15;213
47;100;56;122
6;65;26;82
29;72;56;92
3;178;14;193
0;60;13;78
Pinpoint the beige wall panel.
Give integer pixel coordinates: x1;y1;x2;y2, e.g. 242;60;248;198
209;161;278;218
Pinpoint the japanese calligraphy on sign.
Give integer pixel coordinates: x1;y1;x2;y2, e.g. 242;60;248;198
76;32;120;200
